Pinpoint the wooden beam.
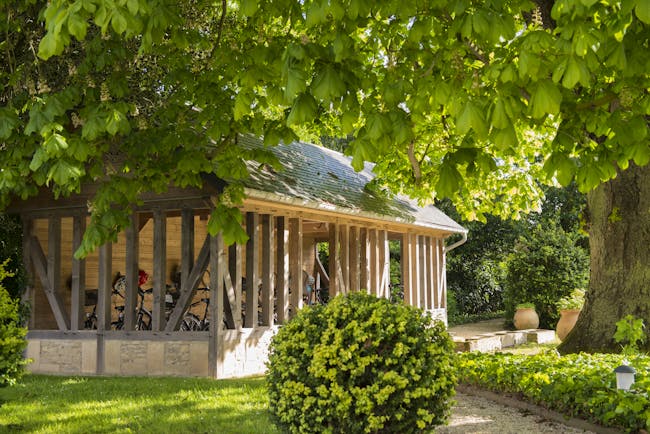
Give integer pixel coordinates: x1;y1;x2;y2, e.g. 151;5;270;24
47;216;64;323
70;215;86;331
418;235;427;310
124;213;139;331
21;218;35;329
401;233;411;306
261;215;274;326
411;233;420;308
245;212;259;328
165;235;211;331
328;222;338;298
378;230;390;298
97;242;113;331
152;210;166;331
339;224;349;293
438;239;447;309
289;217;303;316
181;208;195;292
368;229;378;296
224;244;242;329
275;217;290;324
348;226;359;292
209;234;224;378
359;228;370;293
29;235;70;330
427;236;436;309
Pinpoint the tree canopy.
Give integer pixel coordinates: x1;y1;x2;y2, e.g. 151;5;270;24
2;0;648;257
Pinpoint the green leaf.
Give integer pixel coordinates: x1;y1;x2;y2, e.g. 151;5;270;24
490;98;510;129
127;0;140;15
234;93;252;121
29;148;48;171
436;160;462;197
287;93;318;125
68;12;88;40
111;10;128;35
493;125;518;150
38;32;62;60
285;67;308;100
0;108;19;139
635;0;650;24
311;65;346;101
530;80;562;119
241;0;259;17
348;140;374;172
457;101;487;137
44;133;69;154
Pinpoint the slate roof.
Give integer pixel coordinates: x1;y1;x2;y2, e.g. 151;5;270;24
238;135;466;235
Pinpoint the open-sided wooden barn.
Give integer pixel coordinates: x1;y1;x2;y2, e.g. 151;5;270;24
11;136;466;378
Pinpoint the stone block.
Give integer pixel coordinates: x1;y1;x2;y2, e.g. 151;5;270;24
190;342;209;377
165;342;190;376
526;329;556;344
81;340;97;374
147;342;165;376
465;335;502;352
104;340;121;375
40;340;82;374
26;339;40;372
121;341;148;375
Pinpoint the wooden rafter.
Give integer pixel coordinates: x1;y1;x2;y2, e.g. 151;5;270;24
245;212;259;328
261;214;274;326
152;209;166;331
275;217;290;324
70;214;86;330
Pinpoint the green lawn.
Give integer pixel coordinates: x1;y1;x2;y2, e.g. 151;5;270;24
0;375;281;434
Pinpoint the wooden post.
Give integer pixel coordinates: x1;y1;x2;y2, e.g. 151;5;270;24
418;235;427;310
124;213;139;331
181;208;194;292
21;218;35;329
275;217;290;324
428;237;436;309
70;214;86;330
97;243;113;331
152;209;166;331
328;222;338;298
348;226;359;292
439;239;447;309
401;233;411;306
368;229;378;296
339;224;349;293
378;229;389;298
227;244;242;329
209;234;224;378
411;234;420;308
245;212;259;328
289;217;303;316
47;215;66;329
261;214;274;326
359;228;370;293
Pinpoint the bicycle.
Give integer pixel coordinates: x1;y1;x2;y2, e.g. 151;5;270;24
181;287;210;331
112;272;153;331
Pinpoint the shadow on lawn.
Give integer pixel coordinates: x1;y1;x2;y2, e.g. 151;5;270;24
0;375;281;434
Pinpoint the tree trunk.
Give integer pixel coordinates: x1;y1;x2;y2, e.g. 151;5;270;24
559;163;650;354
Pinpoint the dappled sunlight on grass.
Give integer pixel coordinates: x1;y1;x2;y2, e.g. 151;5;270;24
0;375;280;433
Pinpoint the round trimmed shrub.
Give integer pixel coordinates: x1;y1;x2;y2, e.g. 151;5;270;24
266;292;456;434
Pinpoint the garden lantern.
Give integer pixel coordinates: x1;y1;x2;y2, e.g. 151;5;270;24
614;364;636;391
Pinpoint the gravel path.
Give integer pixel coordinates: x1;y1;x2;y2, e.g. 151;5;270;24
437;392;597;434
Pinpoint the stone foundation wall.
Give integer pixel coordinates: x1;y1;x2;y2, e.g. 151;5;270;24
218;326;278;378
25;327;278;378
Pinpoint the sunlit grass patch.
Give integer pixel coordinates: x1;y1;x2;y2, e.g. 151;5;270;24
0;375;280;433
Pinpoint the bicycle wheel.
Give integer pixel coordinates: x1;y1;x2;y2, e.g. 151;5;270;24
181;313;201;331
136;311;152;330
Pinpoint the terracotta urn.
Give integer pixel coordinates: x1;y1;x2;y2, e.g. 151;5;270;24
556;309;581;341
514;307;539;330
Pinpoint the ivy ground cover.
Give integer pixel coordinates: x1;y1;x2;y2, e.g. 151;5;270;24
458;351;650;432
